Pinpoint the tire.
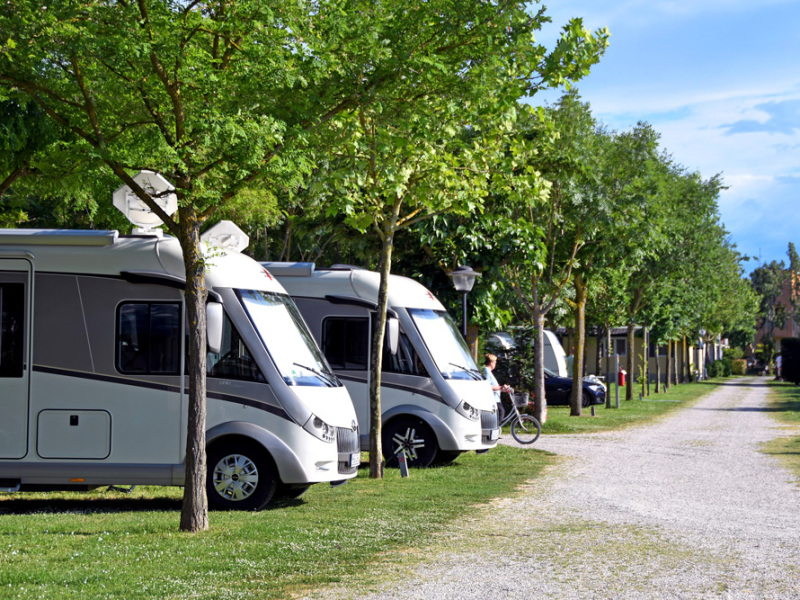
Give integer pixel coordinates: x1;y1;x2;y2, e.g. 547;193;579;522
206;442;277;511
434;450;462;466
511;415;541;444
582;391;592;408
274;483;311;500
382;417;439;468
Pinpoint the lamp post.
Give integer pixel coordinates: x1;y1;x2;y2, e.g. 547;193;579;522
448;265;480;338
696;336;705;381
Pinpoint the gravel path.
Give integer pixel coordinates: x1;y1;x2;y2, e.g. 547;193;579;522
302;378;800;599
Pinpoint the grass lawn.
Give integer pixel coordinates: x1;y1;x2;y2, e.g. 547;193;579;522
0;445;552;600
763;379;800;479
0;378;725;599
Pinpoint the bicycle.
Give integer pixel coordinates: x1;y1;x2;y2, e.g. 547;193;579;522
498;389;541;444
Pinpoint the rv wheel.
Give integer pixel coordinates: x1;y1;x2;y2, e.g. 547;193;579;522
382;417;438;468
207;442;277;511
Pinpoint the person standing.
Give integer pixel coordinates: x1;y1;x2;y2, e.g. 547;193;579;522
484;353;510;423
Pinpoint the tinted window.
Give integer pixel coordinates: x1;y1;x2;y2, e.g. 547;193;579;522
207;312;265;382
117;303;181;375
323;317;369;370
383;330;427;376
0;283;24;378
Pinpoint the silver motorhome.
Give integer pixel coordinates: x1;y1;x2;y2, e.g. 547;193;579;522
263;263;499;467
0;230;359;510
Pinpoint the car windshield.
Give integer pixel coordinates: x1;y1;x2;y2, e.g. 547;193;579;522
238;290;338;387
408;308;482;381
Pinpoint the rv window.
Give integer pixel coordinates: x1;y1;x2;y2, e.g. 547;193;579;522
116;303;181;375
0;283;24;378
207;311;265;383
322;317;369;370
408;308;480;380
383;330;427;377
239;290;336;387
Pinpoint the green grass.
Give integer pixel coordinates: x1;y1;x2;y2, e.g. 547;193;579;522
0;445;553;600
763;379;800;479
538;378;724;434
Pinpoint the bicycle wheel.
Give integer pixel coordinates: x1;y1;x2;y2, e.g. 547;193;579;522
511;415;541;444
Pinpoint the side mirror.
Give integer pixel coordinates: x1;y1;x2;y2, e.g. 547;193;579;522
387;317;400;356
207;302;224;354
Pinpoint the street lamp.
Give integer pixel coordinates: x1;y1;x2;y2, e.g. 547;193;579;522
448;265;480;338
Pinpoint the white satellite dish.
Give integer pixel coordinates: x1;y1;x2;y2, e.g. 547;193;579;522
113;171;178;230
201;220;249;253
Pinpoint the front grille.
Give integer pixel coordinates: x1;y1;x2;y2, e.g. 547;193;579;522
337;426;359;454
481;410;498;431
337;426;360;475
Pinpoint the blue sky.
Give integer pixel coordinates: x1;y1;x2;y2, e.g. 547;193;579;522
533;1;800;274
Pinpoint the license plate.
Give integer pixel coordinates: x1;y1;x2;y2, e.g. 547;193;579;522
490;429;499;441
350;453;361;468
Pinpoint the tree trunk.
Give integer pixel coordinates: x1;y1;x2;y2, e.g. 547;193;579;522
595;327;604;378
626;322;635;400
368;205;401;479
533;301;548;424
644;327;650;397
655;339;662;393
683;335;690;383
665;340;672;391
605;326;612;409
178;210;209;533
570;274;587;416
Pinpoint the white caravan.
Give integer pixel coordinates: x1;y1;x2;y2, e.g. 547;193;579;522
0;230;359;510
263;263;500;467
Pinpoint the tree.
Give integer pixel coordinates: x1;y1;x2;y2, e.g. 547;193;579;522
751;260;789;369
313;10;608;473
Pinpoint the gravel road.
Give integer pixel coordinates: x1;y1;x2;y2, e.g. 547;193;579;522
303;377;800;600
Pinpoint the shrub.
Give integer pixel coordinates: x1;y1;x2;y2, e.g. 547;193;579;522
731;359;747;375
709;359;730;377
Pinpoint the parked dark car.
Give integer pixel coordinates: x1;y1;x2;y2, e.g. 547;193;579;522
543;368;606;407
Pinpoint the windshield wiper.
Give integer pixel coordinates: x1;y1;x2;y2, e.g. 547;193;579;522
449;362;483;380
293;362;339;387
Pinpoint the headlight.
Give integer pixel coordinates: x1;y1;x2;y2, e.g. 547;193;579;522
303;414;336;443
456;400;480;421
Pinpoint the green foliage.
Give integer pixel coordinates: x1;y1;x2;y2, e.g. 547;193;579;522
731;358;747;376
709;358;731;378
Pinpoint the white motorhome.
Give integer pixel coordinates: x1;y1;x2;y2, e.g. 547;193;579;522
0;230;359;510
488;329;569;377
263;263;500;468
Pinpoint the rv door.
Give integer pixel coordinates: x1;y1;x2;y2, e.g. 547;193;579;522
0;259;31;459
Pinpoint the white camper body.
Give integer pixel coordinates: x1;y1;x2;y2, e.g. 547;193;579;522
488;329;569;377
543;330;569;377
263;263;499;468
0;230;358;509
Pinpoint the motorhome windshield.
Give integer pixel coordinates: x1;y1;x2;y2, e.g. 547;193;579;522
408;308;481;381
238;290;339;387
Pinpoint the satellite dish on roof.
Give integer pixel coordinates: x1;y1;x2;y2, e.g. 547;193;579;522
113;171;178;231
201;220;249;253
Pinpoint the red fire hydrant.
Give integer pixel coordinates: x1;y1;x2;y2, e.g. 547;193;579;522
618;369;627;386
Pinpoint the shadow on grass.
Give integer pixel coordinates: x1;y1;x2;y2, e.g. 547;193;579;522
0;496;182;515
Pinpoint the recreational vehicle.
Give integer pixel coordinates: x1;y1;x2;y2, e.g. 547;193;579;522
263;263;500;468
0;229;359;510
